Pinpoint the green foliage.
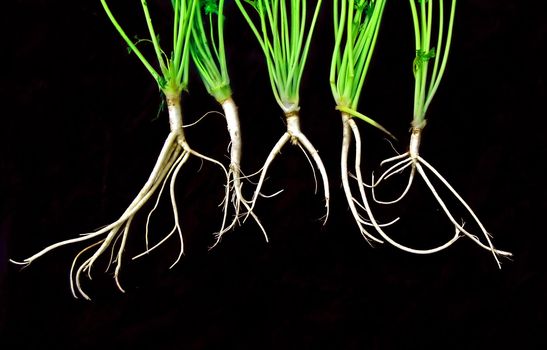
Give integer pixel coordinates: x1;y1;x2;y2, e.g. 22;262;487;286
330;0;390;134
202;0;219;15
191;0;232;102
100;0;199;95
410;0;457;125
413;47;436;75
234;0;323;112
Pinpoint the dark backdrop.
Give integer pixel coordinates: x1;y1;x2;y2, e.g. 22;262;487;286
2;1;546;349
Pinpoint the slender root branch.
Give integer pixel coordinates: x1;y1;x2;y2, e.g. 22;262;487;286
114;216;132;293
298;142;318;195
380;152;410;167
69;241;103;299
291;125;330;224
144;149;183;251
357;166;464;255
351;198;400;227
245;132;291;219
371;160;415;204
415;157;512;263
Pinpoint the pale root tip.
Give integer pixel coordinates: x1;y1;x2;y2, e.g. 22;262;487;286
9;259;29;266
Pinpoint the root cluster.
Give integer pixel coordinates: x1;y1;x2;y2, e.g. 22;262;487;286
340;113;511;267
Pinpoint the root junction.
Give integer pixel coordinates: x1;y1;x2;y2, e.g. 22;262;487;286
245;107;330;227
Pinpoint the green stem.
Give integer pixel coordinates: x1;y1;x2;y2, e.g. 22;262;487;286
424;0;456;112
330;0;347;103
100;0;161;83
140;0;168;75
235;0;323;111
190;0;232;102
411;0;457;126
174;0;198;87
101;0;197;94
352;1;386;109
330;0;387;126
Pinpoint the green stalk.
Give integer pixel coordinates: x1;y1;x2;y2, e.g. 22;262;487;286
100;0;198;94
100;0;161;83
190;0;231;102
234;0;323;111
352;2;385;109
330;0;390;135
174;0;199;91
410;0;456;128
140;0;169;75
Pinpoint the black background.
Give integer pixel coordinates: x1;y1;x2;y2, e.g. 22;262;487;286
2;0;546;348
